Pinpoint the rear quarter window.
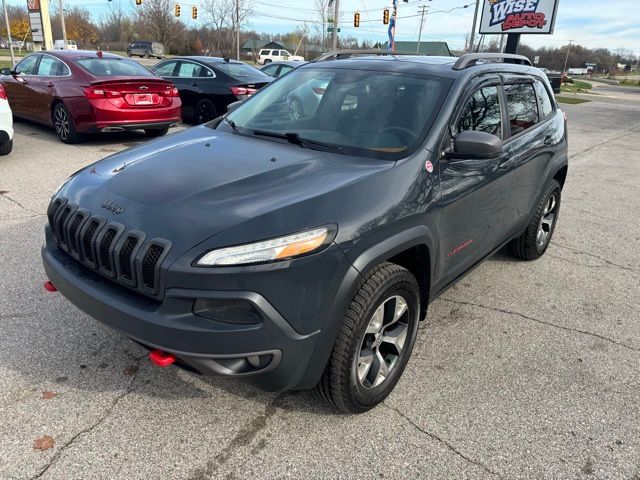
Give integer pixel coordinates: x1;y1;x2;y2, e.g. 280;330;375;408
504;83;539;136
534;80;554;118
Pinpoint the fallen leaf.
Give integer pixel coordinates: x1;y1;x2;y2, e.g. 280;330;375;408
123;365;138;376
33;435;55;451
41;391;56;400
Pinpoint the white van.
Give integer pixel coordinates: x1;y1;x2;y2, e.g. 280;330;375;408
53;39;78;50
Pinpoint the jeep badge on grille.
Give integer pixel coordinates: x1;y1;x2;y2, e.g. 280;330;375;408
101;200;125;214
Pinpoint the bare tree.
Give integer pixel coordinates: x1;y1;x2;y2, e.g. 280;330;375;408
134;0;185;50
311;0;328;50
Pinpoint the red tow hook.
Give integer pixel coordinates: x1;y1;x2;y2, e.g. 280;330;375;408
149;349;176;367
44;281;58;292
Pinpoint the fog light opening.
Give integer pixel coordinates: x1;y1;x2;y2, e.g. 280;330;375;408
192;298;262;324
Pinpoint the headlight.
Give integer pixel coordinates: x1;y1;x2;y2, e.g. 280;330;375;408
197;227;333;266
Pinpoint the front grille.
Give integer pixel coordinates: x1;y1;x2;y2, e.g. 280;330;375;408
47;197;171;298
142;244;164;289
99;227;118;272
118;236;139;280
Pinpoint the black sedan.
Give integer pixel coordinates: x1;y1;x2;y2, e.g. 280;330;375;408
260;60;308;78
151;57;272;124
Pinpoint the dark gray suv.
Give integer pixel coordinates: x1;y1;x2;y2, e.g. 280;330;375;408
42;52;568;413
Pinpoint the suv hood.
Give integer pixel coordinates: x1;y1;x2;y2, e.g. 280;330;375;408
58;126;392;253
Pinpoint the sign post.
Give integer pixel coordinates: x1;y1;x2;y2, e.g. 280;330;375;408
27;0;54;51
478;0;560;54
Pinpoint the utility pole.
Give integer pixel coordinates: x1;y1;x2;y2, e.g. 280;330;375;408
416;5;428;53
498;34;505;53
235;0;240;60
58;0;67;48
468;0;480;53
331;0;339;50
2;0;15;65
562;40;574;75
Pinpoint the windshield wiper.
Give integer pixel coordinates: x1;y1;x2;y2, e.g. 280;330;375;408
252;130;342;152
224;116;239;133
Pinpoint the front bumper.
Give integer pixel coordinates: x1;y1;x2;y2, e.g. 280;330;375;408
42;239;360;391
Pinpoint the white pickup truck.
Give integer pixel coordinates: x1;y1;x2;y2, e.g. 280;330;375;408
257;49;304;65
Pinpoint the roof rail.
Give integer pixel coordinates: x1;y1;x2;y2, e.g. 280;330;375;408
453;53;533;70
314;49;422;62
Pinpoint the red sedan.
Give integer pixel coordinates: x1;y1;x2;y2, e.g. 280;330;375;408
0;50;181;143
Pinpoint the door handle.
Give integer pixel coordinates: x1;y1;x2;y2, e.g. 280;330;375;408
543;134;554;145
47;82;55;88
190;82;199;87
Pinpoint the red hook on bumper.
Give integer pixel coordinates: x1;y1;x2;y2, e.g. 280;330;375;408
149;350;176;367
44;281;58;292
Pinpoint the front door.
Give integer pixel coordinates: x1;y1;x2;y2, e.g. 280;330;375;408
3;54;41;117
435;78;511;287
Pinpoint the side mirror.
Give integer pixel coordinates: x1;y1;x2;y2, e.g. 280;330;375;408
446;130;502;160
226;100;243;113
0;68;13;76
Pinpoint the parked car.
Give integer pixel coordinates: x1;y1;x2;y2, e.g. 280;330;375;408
42;52;568;413
260;60;307;78
54;39;78;50
0;83;14;155
151;56;271;124
256;48;304;65
127;41;164;59
0;50;181;143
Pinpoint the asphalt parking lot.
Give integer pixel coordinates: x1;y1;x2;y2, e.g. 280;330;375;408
1;90;639;479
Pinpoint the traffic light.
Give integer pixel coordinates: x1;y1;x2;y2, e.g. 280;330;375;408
192;6;197;19
175;4;180;16
135;0;142;5
354;11;360;28
383;8;389;24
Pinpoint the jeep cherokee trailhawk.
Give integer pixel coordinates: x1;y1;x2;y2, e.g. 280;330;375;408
42;52;568;413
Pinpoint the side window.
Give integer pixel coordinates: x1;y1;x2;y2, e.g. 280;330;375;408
177;61;203;77
261;64;279;76
37;56;66;76
456;85;502;138
504;83;539;135
15;55;39;75
533;80;553;118
279;65;294;76
153;61;178;76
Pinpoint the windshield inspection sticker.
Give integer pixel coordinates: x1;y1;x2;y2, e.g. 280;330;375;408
425;160;434;173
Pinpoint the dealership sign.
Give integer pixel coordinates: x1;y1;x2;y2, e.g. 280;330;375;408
479;0;560;34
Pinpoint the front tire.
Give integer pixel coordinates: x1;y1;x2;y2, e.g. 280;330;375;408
144;51;150;59
53;103;82;144
509;179;561;260
144;128;169;137
316;262;420;414
0;138;12;155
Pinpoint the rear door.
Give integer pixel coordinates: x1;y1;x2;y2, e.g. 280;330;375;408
436;76;512;286
499;76;555;232
29;54;70;124
172;60;215;117
3;54;41;117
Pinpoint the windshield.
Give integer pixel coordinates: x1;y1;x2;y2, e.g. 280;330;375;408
215;63;266;78
219;67;451;159
74;57;154;77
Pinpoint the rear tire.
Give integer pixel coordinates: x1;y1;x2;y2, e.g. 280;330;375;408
144;51;150;59
53;103;83;144
195;99;217;124
509;179;561;260
0;138;12;155
264;59;272;64
316;262;420;414
144;128;169;137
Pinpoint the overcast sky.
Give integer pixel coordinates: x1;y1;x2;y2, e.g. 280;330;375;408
15;0;639;54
